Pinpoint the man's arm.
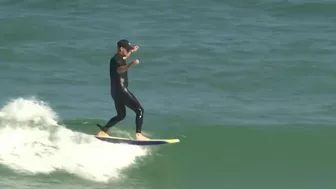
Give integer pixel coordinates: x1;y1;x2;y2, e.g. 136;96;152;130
117;59;139;74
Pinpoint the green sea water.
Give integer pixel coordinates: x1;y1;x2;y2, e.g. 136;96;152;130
0;0;336;189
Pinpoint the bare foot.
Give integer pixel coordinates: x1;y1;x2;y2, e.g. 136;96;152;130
97;131;109;137
136;133;150;140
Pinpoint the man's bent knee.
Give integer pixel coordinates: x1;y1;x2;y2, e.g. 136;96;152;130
116;111;126;121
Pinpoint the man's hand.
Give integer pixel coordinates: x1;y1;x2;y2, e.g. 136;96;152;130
132;59;139;65
132;45;139;52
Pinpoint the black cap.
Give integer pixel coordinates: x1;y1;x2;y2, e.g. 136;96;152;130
117;39;133;51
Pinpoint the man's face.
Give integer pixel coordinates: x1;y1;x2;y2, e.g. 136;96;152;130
120;47;132;57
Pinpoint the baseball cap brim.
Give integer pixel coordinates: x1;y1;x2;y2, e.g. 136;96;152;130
124;44;133;51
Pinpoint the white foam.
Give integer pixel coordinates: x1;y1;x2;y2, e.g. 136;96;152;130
0;97;149;183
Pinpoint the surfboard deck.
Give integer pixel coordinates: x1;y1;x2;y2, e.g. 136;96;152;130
95;135;180;146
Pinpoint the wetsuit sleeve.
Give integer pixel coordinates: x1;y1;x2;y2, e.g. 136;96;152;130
115;59;126;67
113;58;127;75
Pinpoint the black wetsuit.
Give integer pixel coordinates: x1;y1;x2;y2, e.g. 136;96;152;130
99;53;144;133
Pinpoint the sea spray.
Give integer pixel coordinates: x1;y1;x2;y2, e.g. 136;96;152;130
0;97;149;183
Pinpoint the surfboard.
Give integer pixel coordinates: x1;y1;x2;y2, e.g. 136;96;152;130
95;135;180;146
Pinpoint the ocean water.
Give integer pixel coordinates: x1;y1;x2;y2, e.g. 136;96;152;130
0;0;335;189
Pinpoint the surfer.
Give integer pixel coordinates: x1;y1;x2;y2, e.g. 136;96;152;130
97;39;150;140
